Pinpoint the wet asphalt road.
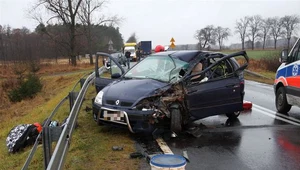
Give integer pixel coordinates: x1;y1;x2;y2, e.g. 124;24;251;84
160;80;300;170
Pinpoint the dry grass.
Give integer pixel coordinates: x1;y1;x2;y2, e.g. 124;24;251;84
0;60;140;170
0;72;84;170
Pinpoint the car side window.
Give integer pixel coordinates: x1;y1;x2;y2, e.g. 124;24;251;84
290;40;300;62
190;62;207;83
207;58;234;80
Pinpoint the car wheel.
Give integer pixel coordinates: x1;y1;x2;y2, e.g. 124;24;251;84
97;111;103;126
170;109;182;134
226;111;240;119
276;87;292;113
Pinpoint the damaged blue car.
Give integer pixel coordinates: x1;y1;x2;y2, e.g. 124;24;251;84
93;50;249;134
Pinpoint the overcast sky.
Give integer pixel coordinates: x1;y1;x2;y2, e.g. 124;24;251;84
0;0;300;47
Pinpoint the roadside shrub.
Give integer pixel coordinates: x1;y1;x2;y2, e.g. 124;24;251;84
8;74;43;102
238;52;281;72
259;57;281;72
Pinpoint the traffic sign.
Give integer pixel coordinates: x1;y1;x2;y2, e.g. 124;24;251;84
170;37;175;42
108;40;113;45
170;42;176;49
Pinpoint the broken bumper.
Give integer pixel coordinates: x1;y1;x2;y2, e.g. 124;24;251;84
93;104;155;133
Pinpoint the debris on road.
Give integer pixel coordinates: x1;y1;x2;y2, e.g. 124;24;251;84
182;150;190;162
243;100;253;110
155;137;173;154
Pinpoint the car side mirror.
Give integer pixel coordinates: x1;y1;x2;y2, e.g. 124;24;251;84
179;69;186;77
280;49;288;63
111;73;121;79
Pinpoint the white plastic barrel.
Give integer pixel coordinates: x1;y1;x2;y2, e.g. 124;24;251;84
150;154;187;170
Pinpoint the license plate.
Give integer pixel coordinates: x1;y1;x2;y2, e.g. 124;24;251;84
103;110;125;121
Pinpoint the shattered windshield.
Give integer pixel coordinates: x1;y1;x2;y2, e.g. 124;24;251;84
124;55;188;82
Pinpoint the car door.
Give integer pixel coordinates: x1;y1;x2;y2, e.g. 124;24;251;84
185;51;249;119
285;39;300;100
95;52;125;93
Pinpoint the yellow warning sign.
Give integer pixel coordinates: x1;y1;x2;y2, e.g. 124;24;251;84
170;42;176;49
170;37;175;42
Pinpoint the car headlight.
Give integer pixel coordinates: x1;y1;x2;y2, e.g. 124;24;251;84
95;91;104;105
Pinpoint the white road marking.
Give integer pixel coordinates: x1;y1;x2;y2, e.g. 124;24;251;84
253;104;300;126
253;104;300;124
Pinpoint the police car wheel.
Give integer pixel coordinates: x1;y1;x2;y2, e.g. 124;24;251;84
226;111;240;119
276;87;292;113
170;109;182;134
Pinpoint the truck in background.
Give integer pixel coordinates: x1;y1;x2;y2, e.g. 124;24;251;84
123;43;137;61
137;41;152;60
274;37;300;113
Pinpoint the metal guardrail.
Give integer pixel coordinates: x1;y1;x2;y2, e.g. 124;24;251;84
46;66;106;170
22;64;106;169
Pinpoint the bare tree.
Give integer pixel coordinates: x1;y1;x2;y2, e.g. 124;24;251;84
248;15;262;50
126;32;137;43
281;15;300;50
32;0;83;66
215;26;231;50
78;0;121;64
269;17;284;49
194;25;216;49
260;18;272;49
0;25;4;64
235;16;250;50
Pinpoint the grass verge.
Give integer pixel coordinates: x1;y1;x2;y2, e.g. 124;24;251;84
0;70;140;170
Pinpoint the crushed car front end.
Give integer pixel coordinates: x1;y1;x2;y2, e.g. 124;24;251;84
93;54;189;133
93;79;187;133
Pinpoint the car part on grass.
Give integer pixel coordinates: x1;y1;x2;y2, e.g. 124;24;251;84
130;152;144;159
112;146;123;151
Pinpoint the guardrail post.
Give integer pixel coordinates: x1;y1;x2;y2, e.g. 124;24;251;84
42;127;52;169
42;126;64;169
69;92;79;112
80;79;86;88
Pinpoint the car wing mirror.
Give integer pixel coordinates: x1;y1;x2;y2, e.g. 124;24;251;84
179;68;186;77
111;73;121;79
280;49;288;63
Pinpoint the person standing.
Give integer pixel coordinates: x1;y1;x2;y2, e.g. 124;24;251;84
136;48;142;62
125;51;131;69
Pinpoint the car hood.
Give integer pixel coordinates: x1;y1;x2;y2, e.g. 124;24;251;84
103;79;168;104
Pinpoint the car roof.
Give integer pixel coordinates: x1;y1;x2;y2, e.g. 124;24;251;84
151;50;224;63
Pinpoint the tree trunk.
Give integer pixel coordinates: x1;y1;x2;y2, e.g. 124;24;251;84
242;39;245;50
88;36;93;65
287;38;291;51
70;22;77;66
274;39;277;49
251;37;254;50
263;36;266;50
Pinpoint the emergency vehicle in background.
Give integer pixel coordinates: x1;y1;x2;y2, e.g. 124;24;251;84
274;37;300;113
123;43;137;61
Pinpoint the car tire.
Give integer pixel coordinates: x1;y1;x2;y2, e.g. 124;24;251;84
170;109;182;134
97;111;103;126
276;87;292;113
226;111;240;119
